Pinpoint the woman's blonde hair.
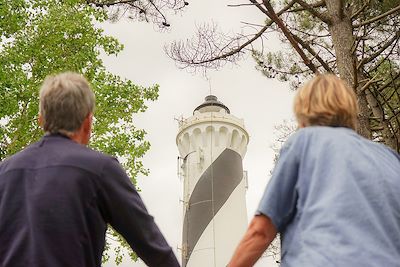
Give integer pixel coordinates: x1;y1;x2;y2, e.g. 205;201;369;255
294;74;358;130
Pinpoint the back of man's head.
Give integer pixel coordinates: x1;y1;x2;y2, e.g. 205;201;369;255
39;72;95;136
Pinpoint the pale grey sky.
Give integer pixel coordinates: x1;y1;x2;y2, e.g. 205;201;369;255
100;1;295;266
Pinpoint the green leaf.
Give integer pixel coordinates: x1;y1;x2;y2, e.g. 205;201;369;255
0;0;159;264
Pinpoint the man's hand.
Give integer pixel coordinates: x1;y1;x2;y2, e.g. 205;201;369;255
227;214;277;267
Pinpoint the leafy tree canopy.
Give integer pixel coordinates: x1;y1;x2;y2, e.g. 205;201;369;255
0;0;159;263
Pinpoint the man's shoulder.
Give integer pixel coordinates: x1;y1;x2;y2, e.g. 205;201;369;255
48;137;118;176
0;135;117;177
74;146;120;175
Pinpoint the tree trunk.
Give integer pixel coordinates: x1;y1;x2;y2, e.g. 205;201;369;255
325;0;372;139
364;85;398;149
357;91;373;139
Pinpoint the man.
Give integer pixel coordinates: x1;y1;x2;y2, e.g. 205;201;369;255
0;72;180;267
228;74;400;266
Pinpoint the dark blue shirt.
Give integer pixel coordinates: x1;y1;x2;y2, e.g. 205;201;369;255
0;134;179;267
258;127;400;266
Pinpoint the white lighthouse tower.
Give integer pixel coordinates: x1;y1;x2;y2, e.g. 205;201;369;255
176;95;249;267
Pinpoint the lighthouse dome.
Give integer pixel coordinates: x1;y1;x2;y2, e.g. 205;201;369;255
193;95;230;114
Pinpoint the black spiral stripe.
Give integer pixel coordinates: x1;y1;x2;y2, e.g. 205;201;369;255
182;148;243;266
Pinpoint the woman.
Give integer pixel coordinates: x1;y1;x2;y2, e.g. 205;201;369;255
228;74;400;267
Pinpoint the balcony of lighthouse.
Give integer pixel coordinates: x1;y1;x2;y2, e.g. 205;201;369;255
177;107;246;134
176;109;249;159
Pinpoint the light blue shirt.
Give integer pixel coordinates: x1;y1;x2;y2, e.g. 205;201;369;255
258;126;400;266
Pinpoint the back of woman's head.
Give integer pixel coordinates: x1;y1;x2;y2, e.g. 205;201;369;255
294;74;358;130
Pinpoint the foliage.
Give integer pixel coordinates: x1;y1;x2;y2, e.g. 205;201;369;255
86;0;189;28
0;0;158;263
167;0;400;152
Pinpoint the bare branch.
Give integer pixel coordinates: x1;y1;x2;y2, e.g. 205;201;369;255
126;2;147;16
358;30;400;69
292;35;333;72
367;39;399;74
148;0;168;26
354;4;400;28
89;0;188;27
359;73;383;93
240;21;265;28
228;3;258;7
88;0;136;7
167;0;297;69
288;0;325;12
262;0;319;73
167;23;269;68
292;0;331;24
377;72;400;93
312;41;337;59
249;0;297;18
288;25;330;38
387;110;400;124
249;0;270;16
351;0;370;20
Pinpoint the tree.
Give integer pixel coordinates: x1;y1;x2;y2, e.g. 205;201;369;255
86;0;189;27
167;0;400;152
0;0;161;263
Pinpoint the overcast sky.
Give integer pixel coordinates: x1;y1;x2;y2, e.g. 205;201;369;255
100;1;296;266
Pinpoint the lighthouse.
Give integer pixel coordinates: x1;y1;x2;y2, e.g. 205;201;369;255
176;95;249;267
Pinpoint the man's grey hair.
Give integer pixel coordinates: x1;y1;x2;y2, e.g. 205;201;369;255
39;72;95;135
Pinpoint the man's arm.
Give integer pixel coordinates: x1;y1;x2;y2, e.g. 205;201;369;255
99;157;180;267
228;214;277;267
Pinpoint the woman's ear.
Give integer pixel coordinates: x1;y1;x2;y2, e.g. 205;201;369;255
297;120;305;129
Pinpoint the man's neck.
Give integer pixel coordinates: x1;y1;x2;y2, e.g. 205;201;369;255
69;132;88;145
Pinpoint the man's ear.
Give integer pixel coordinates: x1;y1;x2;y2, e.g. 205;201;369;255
38;114;43;127
84;113;93;132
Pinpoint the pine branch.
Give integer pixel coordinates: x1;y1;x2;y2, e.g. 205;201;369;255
358;30;400;69
292;35;333;72
359;73;383;93
354;4;400;28
351;0;370;20
377;72;400;93
288;0;325;12
292;0;331;24
262;0;320;73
